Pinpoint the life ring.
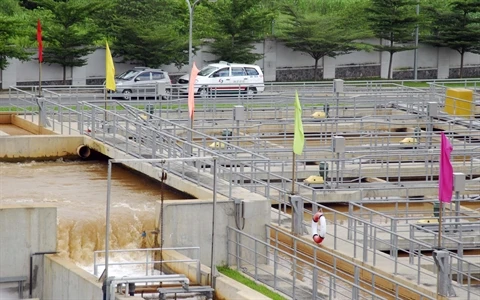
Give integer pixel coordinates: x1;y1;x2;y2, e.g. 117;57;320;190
311;212;327;244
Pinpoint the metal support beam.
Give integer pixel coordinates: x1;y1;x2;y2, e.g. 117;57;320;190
433;250;456;297
289;195;304;235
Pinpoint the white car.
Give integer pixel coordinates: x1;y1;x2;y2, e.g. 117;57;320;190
114;67;172;100
177;62;265;97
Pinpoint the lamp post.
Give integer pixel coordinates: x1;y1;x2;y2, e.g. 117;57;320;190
413;0;419;80
185;0;217;70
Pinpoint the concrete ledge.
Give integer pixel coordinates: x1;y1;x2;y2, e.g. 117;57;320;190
12;115;56;135
43;255;102;300
0;135;84;161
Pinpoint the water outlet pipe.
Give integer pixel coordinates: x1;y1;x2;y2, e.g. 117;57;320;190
76;145;91;159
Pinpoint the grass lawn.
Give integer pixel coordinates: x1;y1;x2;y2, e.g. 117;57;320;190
217;266;287;300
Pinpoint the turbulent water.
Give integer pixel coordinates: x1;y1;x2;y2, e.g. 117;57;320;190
0;160;188;265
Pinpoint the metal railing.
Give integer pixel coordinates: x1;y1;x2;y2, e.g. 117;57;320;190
227;226;435;300
93;247;202;283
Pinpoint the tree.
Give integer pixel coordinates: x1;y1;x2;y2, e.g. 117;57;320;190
0;1;32;70
32;0;104;84
207;0;272;63
277;1;372;80
110;0;188;68
423;0;480;78
365;0;418;79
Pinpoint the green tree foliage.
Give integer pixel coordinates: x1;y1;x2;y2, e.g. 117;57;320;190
365;0;418;79
33;0;104;83
111;0;188;68
423;0;480;78
277;0;372;80
0;0;32;70
207;0;272;64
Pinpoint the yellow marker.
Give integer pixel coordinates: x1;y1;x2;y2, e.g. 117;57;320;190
209;141;225;149
311;111;326;119
417;218;438;224
400;137;417;144
304;175;324;184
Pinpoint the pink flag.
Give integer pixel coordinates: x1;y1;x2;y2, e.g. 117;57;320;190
188;62;200;120
439;132;453;203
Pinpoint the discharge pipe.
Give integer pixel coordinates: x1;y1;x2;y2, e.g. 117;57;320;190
76;145;91;159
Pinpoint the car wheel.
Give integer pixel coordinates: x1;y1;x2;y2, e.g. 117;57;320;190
245;87;257;98
122;89;132;100
199;86;210;98
162;89;171;100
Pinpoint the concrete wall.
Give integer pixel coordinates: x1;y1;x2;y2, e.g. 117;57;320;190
0;205;57;297
0;134;84;161
158;196;269;267
43;255;103;300
2;40;480;88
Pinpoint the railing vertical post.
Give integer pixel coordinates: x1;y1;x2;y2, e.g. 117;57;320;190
409;225;414;265
146;249;149;276
363;222;368;262
227;228;230;267
94;252;98;276
328;275;333;300
348;203;353;240
254;240;258;281
390;221;396;258
334;212;337;250
353;218;357;258
273;248;278;290
352;266;359;300
236;231;241;270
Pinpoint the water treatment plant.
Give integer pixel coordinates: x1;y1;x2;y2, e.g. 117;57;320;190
1;80;479;300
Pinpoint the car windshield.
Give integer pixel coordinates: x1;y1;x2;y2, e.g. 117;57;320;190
198;66;219;76
116;70;139;80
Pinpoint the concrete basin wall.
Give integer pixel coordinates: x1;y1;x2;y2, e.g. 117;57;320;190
43;255;103;300
0;135;85;161
11;115;57;135
0;205;57;298
158;198;269;267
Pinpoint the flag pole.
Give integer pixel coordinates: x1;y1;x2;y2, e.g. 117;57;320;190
38;62;42;97
37;19;43;97
437;201;442;248
291;152;296;194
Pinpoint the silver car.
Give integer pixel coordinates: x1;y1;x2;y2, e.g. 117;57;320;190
115;67;172;100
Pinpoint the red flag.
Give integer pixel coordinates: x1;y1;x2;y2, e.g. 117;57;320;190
439;132;453;203
37;19;43;63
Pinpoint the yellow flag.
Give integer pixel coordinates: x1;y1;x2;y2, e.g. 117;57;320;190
105;42;116;91
293;91;305;155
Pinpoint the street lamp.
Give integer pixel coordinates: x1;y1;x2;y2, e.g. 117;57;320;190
185;0;217;70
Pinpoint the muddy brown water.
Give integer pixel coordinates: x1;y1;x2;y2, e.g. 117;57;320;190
0;160;191;265
0;124;34;135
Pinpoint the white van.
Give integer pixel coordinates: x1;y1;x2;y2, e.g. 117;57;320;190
177;62;265;97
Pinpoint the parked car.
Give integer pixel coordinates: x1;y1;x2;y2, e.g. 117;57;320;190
114;67;172;100
177;62;265;98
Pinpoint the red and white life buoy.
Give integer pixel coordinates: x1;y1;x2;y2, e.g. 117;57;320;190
312;212;327;244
